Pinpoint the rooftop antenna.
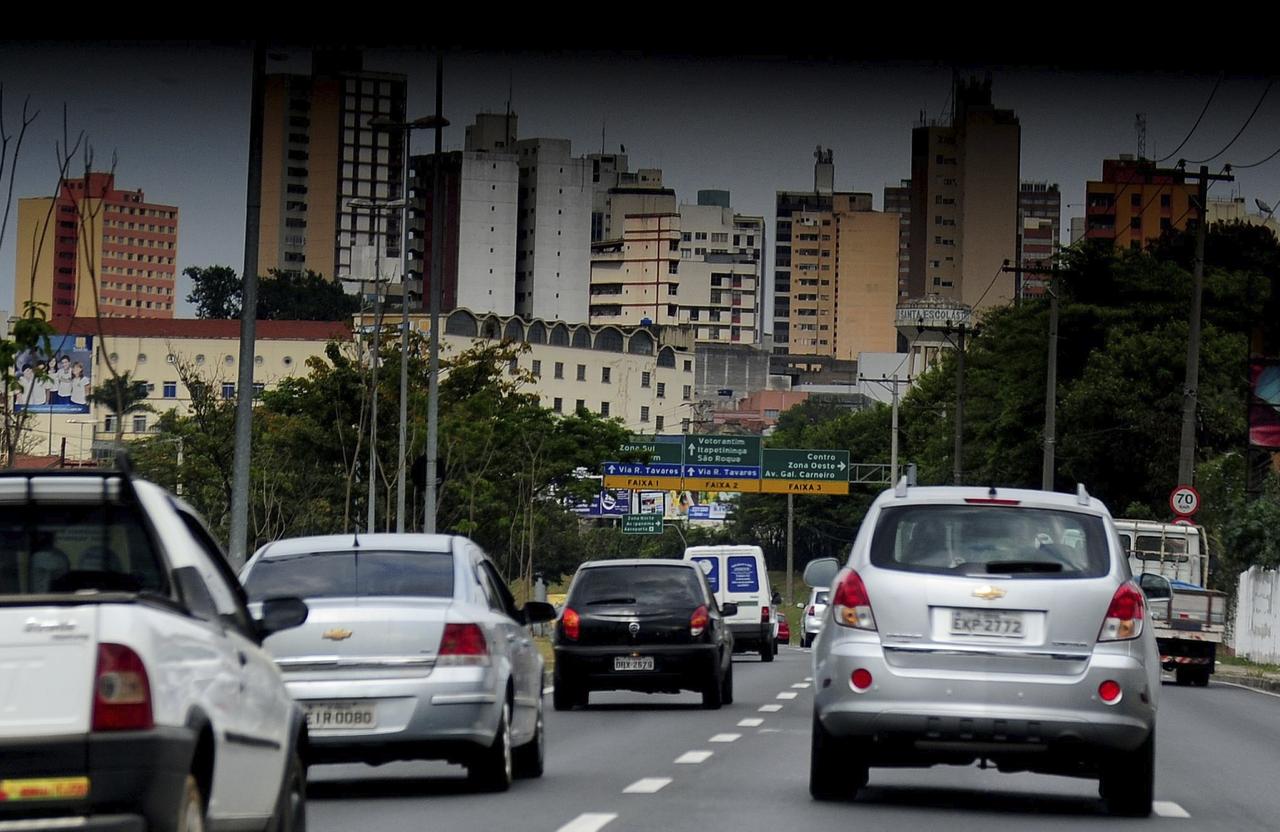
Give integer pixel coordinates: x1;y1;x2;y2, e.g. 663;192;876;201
505;69;514;149
1135;113;1147;159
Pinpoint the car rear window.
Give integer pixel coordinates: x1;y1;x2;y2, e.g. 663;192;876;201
812;590;829;605
243;550;454;601
870;505;1110;579
0;503;166;595
569;565;705;610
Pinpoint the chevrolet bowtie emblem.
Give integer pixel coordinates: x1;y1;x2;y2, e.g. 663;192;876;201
322;628;353;641
972;585;1007;601
628;622;640;637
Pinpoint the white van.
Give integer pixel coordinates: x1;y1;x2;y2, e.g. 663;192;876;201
684;545;778;661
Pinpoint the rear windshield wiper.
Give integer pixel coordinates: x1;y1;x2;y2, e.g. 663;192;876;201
983;561;1064;574
585;596;637;606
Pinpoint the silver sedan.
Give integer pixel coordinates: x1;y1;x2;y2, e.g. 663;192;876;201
807;483;1160;816
240;533;555;792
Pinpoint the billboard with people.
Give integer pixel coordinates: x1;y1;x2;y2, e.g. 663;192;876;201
13;334;93;415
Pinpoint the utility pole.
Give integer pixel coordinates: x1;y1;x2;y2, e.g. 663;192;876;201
229;42;265;568
953;324;966;486
425;54;446;533
1003;262;1060;491
858;374;911;483
786;492;794;609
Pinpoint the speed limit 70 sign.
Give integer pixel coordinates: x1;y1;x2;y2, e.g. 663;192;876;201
1170;484;1200;517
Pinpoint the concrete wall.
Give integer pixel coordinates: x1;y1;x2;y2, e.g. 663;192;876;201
456;153;518;315
1235;566;1280;664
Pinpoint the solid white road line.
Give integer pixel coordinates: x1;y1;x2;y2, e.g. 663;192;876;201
623;778;672;794
1213;680;1280;699
759;704;783;712
674;750;714;764
737;718;764;727
1153;801;1191;818
709;733;741;743
776;692;798;700
555;813;618;832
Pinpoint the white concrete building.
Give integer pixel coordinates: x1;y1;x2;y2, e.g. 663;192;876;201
677;193;764;345
513;139;592;323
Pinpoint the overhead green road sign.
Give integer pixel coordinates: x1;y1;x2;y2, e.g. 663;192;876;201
619;435;685;465
685;435;761;467
622;514;665;535
762;448;851;494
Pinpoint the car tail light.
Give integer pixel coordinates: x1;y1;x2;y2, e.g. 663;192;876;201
761;605;770;623
690;605;709;638
93;643;153;731
806;605;815;617
437;623;490;666
1098;680;1122;704
1098;581;1145;642
850;668;873;692
561;608;580;642
832;569;877;631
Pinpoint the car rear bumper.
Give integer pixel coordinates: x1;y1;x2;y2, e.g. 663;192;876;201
814;638;1156;759
0;728;194;832
283;666;503;763
728;622;771;650
556;644;720;693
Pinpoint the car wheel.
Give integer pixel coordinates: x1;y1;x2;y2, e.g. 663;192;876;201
267;748;306;832
702;666;724;710
175;774;206;832
1193;667;1212;687
801;634;811;649
1174;667;1193;686
1100;730;1154;817
553;671;579;711
810;712;867;801
761;637;775;663
720;660;734;706
468;699;513;792
513;697;545;779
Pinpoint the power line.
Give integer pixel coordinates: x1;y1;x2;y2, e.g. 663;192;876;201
1231;143;1280;170
1185;80;1274;165
1157;74;1223;163
971;260;1009;310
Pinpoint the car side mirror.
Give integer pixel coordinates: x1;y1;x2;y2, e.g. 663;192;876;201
722;602;739;616
522;601;557;625
771;592;783;606
803;557;840;589
1136;573;1173;601
256;596;309;638
796;602;804;609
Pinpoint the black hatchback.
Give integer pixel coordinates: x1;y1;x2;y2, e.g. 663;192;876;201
553;559;737;710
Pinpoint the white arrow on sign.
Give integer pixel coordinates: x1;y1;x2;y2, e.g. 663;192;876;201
838;462;847;471
606;464;617;475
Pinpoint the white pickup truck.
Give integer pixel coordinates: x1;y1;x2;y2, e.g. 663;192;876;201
1114;519;1226;687
0;469;310;832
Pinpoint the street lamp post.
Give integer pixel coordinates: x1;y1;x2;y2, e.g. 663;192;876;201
368;110;448;533
67;419;94;464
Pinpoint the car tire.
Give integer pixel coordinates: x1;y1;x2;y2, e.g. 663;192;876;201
810;712;867;801
553;672;580;711
801;634;811;649
1193;667;1212;687
761;637;775;663
513;698;545;779
702;667;724;710
1100;730;1154;817
1174;667;1193;686
266;749;306;832
467;700;513;792
175;774;206;832
721;660;734;706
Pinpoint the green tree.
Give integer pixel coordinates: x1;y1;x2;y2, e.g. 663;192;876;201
88;371;154;446
258;270;361;321
184;265;242;319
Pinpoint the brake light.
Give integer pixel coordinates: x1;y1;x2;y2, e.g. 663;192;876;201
561;608;580;642
93;644;152;731
964;498;1021;505
1098;680;1123;704
806;605;815;617
438;623;490;666
761;605;770;623
832;570;877;631
1098;582;1145;642
690;605;710;638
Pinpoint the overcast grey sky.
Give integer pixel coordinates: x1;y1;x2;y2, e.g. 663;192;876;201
3;43;1279;321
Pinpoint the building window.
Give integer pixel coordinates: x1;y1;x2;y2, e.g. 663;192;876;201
601;367;611;384
641;371;651;388
531;360;542;377
509;358;519;375
221;383;235;399
553;397;563;413
554;361;564;379
576;399;585;413
132;415;147;434
1161;194;1171;208
683;385;692;400
252;383;265;399
163;382;176;399
600;402;610;417
640;406;650;423
104;415;117;433
655;415;664;431
576;364;586;381
684;360;692;372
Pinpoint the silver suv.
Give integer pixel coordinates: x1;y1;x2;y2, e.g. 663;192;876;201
807;483;1160;816
801;587;828;648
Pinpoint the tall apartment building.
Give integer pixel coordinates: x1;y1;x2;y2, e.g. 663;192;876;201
1017;182;1061;297
408;150;519;315
512;139;593;322
908;76;1020;310
589;212;682;327
1084;156;1196;249
256;50;408;283
674;191;764;345
15;173;178;319
585;155;667;243
884;180;911;299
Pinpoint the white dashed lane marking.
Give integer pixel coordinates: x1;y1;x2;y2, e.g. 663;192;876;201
737;718;764;727
675;750;714;764
804;676;813;681
709;733;740;743
759;704;783;712
623;778;672;794
776;692;798;700
555;813;618;832
791;682;810;689
1153;802;1191;818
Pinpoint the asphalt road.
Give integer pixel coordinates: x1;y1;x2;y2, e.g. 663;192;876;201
306;647;1280;831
